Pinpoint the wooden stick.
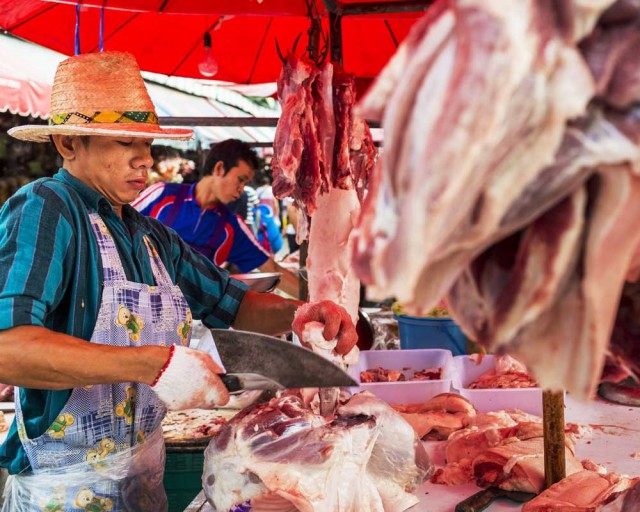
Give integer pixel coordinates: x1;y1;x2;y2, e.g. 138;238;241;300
543;389;566;489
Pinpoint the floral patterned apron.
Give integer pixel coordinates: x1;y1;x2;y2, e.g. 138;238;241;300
3;213;193;512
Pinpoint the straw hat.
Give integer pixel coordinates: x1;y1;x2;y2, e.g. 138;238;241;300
9;51;193;142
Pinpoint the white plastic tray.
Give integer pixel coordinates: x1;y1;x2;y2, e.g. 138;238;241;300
452;354;546;415
348;349;453;404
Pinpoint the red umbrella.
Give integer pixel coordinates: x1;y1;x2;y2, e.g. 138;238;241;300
0;0;426;89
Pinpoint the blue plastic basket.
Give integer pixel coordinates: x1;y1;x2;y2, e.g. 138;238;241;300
395;315;467;355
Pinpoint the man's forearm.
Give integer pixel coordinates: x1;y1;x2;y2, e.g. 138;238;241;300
233;290;303;335
0;325;169;389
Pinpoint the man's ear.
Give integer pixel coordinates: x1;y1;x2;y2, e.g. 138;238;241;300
212;161;226;177
52;135;77;161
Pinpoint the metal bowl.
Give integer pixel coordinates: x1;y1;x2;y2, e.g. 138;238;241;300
231;272;282;293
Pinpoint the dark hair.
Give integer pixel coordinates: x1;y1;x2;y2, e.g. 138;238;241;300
203;139;260;176
151;145;180;162
50;135;90;165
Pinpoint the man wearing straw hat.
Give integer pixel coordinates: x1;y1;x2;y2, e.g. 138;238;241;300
0;52;356;511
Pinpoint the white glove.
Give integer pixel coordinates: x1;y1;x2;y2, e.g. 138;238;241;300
152;345;230;410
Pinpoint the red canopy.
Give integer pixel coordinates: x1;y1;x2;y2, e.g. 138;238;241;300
0;0;425;88
0;33;55;118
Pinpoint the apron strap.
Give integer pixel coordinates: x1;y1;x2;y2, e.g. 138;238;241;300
89;213;175;288
89;213;128;282
142;236;175;287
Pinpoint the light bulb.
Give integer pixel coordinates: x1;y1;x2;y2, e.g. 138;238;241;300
198;33;218;78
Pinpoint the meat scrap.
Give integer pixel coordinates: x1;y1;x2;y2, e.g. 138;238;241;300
413;368;444;380
203;392;432;512
360;366;444;383
468;372;537;389
361;367;405;382
352;0;640;400
393;393;476;440
468;356;538;389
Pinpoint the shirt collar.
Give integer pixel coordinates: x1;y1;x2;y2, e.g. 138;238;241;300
53;168;153;235
53;168;110;212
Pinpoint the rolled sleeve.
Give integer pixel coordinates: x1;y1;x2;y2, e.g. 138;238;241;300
201;276;248;328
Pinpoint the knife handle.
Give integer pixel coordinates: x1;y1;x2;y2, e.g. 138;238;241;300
455;488;499;512
219;374;242;393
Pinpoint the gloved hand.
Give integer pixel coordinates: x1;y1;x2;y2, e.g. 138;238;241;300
292;301;358;355
152;345;230;410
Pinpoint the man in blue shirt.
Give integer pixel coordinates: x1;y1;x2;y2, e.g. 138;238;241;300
133;139;300;297
0;51;356;511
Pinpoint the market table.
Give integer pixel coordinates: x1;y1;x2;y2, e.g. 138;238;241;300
183;396;640;511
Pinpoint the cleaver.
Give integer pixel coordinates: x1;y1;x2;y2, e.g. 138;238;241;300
455;488;536;512
203;329;358;393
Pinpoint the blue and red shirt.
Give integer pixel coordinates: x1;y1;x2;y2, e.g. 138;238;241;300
133;182;269;273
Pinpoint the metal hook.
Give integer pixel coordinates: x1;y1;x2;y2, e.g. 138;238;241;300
275;39;286;63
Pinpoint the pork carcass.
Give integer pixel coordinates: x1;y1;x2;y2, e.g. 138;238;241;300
522;470;640;511
338;392;434;511
581;16;640;109
352;0;640;400
272;53;317;204
354;0;597;311
273;55;377;234
202;393;432;512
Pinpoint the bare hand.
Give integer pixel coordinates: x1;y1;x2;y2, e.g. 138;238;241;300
292;301;358;355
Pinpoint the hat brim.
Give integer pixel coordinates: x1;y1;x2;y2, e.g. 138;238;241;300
8;123;194;142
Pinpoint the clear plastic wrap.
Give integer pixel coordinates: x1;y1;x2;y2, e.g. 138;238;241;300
2;427;166;511
203;392;432;512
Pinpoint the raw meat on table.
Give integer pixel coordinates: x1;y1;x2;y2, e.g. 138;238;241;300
432;409;583;493
522;469;640;511
393;392;476;440
202;393;432;512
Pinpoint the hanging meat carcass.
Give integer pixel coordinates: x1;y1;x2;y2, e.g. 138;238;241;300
272;52;377;415
352;0;640;400
272;53;376;241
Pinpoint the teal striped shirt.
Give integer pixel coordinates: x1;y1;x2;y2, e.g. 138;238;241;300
0;168;247;474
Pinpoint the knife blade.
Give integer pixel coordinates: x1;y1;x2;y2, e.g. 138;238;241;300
195;333;283;394
218;373;284;394
210;328;358;390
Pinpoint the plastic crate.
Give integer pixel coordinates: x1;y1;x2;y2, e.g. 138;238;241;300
451;354;558;415
348;348;453;404
163;450;205;512
395;315;467;355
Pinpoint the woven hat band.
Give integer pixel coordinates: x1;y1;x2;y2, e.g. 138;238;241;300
49;111;159;126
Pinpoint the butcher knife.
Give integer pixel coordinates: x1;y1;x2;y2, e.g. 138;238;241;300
205;329;358;393
455;488;536;512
